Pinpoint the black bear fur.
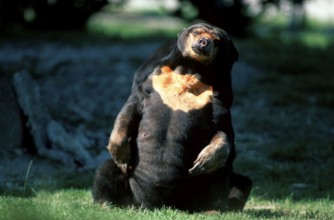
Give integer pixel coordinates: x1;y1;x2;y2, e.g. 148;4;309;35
92;23;252;212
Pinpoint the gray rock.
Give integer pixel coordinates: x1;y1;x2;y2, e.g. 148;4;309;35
12;71;50;153
0;77;23;152
12;71;94;169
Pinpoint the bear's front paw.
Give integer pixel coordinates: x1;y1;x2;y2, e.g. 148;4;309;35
114;161;133;176
188;143;229;176
107;138;133;176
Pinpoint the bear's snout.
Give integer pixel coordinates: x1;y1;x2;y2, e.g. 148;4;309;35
192;37;214;57
198;38;208;48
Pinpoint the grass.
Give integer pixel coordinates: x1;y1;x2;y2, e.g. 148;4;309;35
86;11;187;40
1;190;333;220
234;32;334;197
230;27;334;215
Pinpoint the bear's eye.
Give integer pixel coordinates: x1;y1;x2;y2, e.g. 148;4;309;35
193;31;199;36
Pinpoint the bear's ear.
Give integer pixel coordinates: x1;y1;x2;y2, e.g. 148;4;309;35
228;38;239;62
177;27;186;37
217;29;239;63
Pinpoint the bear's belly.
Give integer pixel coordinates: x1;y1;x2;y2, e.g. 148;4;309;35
130;107;213;202
130;66;215;205
129;139;190;206
134;130;192;184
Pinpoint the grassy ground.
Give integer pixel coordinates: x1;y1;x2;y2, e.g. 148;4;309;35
1;10;334;220
234;35;334;201
1;190;333;220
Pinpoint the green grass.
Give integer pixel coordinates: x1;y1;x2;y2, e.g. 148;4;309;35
1;190;333;220
239;35;334;75
231;28;334;209
86;11;188;40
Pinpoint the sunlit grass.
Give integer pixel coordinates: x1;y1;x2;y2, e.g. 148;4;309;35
1;190;333;220
86;12;188;40
280;31;332;48
245;196;334;220
253;12;334;49
238;36;333;75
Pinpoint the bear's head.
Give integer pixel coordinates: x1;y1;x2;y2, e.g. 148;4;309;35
177;23;238;65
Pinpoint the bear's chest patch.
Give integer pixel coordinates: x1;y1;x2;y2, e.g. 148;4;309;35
151;66;213;112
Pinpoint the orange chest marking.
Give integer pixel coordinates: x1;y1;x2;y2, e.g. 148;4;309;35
151;66;213;112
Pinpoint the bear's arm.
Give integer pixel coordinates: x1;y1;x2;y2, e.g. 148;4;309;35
189;98;234;176
189;131;230;176
106;41;176;175
107;92;141;175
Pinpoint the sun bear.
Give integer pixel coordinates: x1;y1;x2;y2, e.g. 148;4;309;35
92;23;252;212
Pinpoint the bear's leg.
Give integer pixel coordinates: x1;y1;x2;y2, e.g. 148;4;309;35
92;159;135;206
227;172;252;211
176;173;230;212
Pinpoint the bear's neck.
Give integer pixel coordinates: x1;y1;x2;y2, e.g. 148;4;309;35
162;48;212;76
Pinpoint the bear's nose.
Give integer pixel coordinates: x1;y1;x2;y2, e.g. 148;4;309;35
198;38;208;48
